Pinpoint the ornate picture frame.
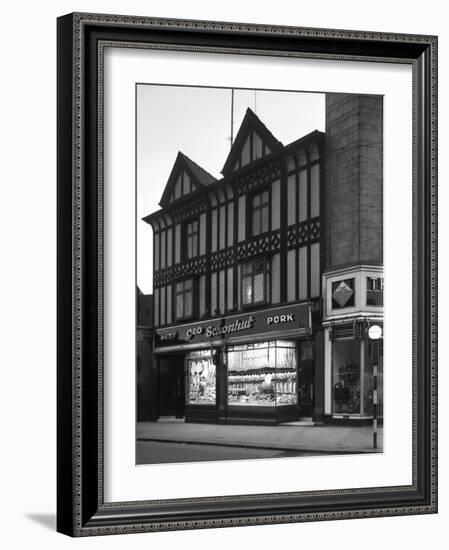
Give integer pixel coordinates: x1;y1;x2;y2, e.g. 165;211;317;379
57;12;437;536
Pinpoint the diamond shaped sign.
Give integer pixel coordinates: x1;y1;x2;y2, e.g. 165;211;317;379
332;281;354;307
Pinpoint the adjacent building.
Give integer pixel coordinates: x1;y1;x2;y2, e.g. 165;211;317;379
136;289;155;421
142;93;383;425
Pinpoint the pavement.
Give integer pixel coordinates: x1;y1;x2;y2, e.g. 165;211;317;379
137;418;383;455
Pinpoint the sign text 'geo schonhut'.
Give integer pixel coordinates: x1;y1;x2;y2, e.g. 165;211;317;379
155;303;311;347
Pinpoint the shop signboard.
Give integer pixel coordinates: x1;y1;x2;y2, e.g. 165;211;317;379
155;303;311;348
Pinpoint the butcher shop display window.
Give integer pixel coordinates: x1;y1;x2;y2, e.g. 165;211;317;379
227;341;297;407
186;350;216;405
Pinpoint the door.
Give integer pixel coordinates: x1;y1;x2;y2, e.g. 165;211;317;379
157;356;185;418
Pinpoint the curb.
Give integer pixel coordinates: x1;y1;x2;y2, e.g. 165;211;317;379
137;437;378;455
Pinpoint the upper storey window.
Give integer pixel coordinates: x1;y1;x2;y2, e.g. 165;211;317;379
251;189;269;236
185;219;199;259
367;277;384;306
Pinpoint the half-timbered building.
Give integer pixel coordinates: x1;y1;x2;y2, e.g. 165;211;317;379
143;96;384;425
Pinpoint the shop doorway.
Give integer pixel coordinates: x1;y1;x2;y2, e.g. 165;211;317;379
157;355;185;418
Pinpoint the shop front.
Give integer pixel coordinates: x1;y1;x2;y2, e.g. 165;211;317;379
154;303;314;425
324;319;384;422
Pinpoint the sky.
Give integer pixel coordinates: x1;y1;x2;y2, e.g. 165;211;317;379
137;85;325;294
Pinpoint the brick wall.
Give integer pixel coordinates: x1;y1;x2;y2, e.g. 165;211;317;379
324;94;383;270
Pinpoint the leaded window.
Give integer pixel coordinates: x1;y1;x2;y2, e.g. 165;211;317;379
241;258;268;306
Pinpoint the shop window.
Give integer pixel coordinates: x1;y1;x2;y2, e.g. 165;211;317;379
184;219;199;259
227;341;297;407
332;339;361;414
241;258;268;306
175;279;194;320
251;189;269;236
186;350;216;405
332;278;355;309
367;277;384;306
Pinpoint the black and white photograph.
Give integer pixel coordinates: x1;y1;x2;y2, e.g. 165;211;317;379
136;84;384;465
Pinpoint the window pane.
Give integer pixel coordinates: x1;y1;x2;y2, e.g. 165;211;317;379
271;254;280;303
333;340;361;414
184;291;192;317
299;170;308;222
252;210;260;235
287;250;296;302
154;233;160;270
219;205;226;249
261;205;269;233
298;246;308;299
166;285;172;325
219;270;225;314
262;190;269;204
241;135;251;166
227;202;234;247
187;236;193;259
287;175;296;225
310;243;320;297
242;262;252;275
174;175;182;199
271;179;280;230
166;228;172;267
311;164;320;218
211;209;217;252
174;224;181;263
254;132;263;159
199;275;206;317
185;278;193;290
183;172;190;195
160;231;166;268
238;195;246;242
253;194;260;207
160;286;166;325
227;267;233;311
242;276;252;305
176;282;182;293
176;295;183;319
211;272;217;315
253;273;265;302
154;288;159;327
199;214;206;255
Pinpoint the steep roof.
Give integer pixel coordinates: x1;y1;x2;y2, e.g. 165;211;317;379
158;151;217;207
221;108;283;176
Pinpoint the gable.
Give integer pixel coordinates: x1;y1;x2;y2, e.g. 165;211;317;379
232;130;272;172
167;169;195;203
159;152;217;207
221;108;282;176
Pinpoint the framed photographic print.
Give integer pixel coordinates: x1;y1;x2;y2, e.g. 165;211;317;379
57;12;438;536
